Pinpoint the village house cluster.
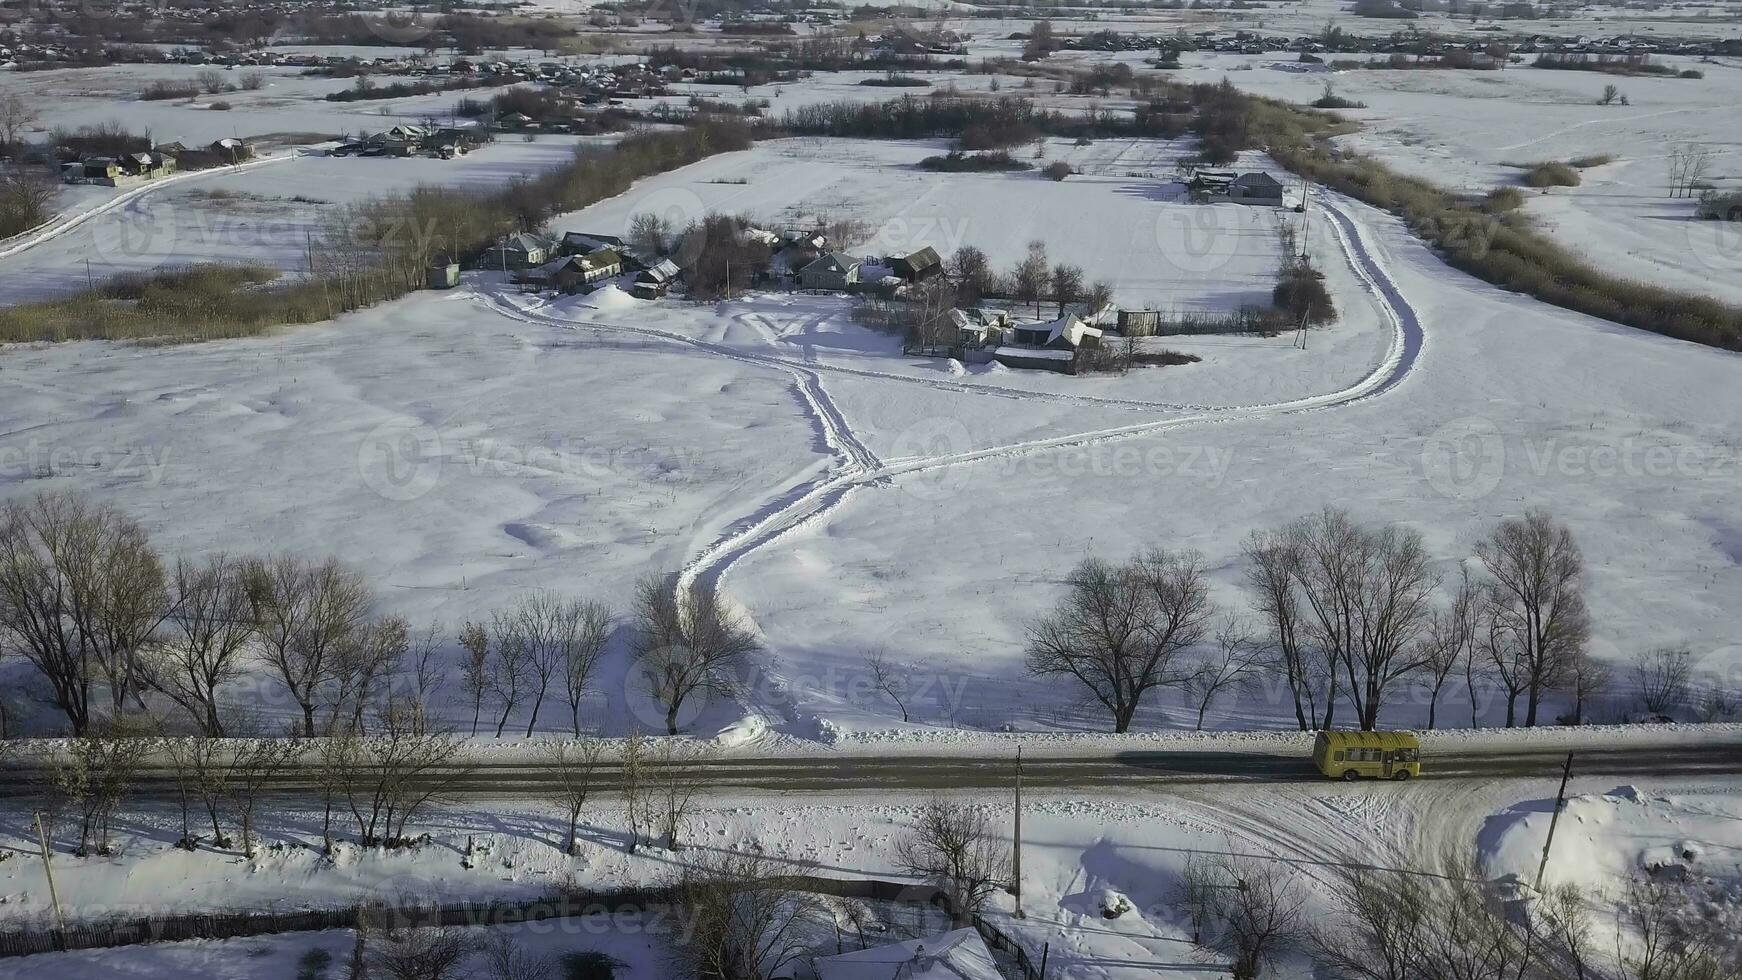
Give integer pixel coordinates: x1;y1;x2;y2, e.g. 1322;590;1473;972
60;138;253;187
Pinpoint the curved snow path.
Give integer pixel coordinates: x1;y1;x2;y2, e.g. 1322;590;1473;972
478;195;1423;599
0;151;301;262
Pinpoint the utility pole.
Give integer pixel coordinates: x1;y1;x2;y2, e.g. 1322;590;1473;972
1534;752;1576;892
34;813;66;947
1012;745;1024;918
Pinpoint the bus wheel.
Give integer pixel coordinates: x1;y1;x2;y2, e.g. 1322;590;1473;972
1392;770;1411;781
1341;770;1360;781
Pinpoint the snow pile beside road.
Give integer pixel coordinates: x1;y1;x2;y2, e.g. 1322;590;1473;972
1481;786;1742;897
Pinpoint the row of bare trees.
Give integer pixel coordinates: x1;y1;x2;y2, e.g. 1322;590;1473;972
0;492;650;740
0;492;446;737
457;593;614;739
1025;507;1692;733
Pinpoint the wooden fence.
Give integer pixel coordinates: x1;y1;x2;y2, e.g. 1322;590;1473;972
0;875;1049;978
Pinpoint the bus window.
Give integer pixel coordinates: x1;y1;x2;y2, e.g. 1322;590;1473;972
1334;751;1344;762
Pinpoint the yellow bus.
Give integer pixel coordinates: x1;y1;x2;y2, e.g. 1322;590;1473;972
1312;731;1421;781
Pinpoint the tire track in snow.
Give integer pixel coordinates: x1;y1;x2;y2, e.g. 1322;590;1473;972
476;292;880;595
478;194;1422;603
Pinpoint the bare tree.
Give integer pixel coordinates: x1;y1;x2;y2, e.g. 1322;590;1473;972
1186;616;1264;731
1085;279;1116;317
0;493;170;734
229;735;304;857
1415;568;1481;730
1012;240;1050;315
148;555;255;735
620;728;648;852
1243;530;1315;730
508;592;575;736
654;740;715;850
1179;854;1220;945
459;620;490;736
1025;549;1212;733
371;926;473;980
629;211;672;255
53;730;152;855
488;608;534;737
478;930;555;980
1198;856;1305;980
1051;262;1084;317
397;622;444;735
330;614;409;734
1614;875;1728;980
1314;848;1538;980
245;555;373;737
336;712;468;847
1476;510;1590;727
1561;650;1612;726
1667;143;1715;199
1279;508;1363;730
1483;610;1533;727
541;736;603;855
896;799;1010;917
1543;882;1595;980
1632;646;1692;716
948;244;992;305
631;577;760;735
561;600;613;736
675;850;825;980
0;93;37;148
159;730;227;849
865;647;911;722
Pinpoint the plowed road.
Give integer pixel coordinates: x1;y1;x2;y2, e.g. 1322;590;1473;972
4;743;1737;799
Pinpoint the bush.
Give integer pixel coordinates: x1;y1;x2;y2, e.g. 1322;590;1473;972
1043;161;1073;181
562;950;620;980
1523;161;1580;187
919;150;1032;172
1484;187;1524;212
1568;154;1614;169
209;101;233;111
1274;262;1337;325
140;80;199;101
1679;69;1704;79
859;74;930;88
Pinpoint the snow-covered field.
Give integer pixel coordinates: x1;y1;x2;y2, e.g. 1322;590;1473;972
549;136;1290;315
0;138;603;304
2;150;1739;737
1189;53;1742;305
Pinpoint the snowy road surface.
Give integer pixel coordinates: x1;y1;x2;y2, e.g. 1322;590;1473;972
3;741;1735;798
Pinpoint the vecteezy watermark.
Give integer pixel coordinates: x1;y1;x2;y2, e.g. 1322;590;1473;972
1154;206;1242;275
1419;416;1738;501
1420;417;1506;501
988;442;1235;485
355;421;710;503
0;439;175;485
885;417;976;502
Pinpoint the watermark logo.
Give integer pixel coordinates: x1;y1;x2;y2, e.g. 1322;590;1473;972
356;419;444;503
1154;207;1241;275
886;417;974;501
1421;416;1506;501
89;199;180;269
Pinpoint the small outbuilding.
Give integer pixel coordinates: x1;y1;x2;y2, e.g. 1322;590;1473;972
815;929;1003;980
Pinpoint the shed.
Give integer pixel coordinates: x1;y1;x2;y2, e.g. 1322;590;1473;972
425;261;460;290
889;245;942;282
798;252;862;292
1230;171;1285;203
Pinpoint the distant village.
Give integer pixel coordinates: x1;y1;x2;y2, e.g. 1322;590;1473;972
463;228;1185;375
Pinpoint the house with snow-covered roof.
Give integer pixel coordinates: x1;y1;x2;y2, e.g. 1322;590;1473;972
815;929;1003;980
